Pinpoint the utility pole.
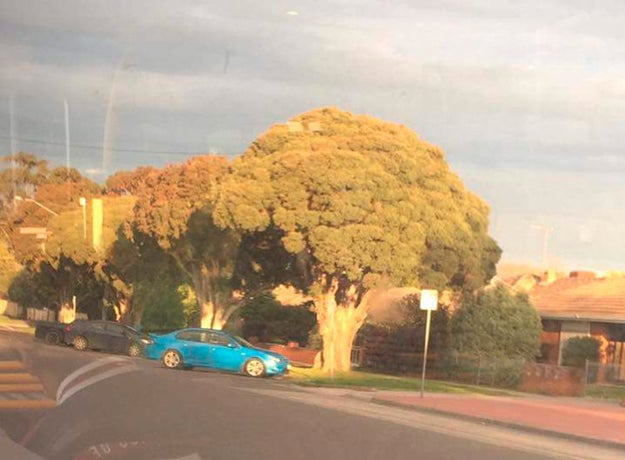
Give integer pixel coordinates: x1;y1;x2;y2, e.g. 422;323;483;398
531;224;554;268
64;99;71;176
9;95;16;208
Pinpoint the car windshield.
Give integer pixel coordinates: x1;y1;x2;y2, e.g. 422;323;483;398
232;336;254;348
124;325;139;335
2;2;625;460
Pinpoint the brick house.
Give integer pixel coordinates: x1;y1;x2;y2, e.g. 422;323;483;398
503;271;625;375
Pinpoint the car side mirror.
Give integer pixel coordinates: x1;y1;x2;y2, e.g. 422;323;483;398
227;342;239;348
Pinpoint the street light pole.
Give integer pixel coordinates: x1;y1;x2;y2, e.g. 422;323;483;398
13;196;58;216
14;196;57;253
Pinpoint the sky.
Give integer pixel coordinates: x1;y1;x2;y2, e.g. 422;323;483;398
1;0;624;272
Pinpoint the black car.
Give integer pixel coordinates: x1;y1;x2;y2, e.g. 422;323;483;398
34;320;85;345
64;320;153;357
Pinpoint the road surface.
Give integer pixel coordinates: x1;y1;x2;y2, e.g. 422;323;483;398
1;330;622;460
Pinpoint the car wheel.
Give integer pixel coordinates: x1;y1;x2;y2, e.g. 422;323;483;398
128;343;143;358
44;331;60;345
162;349;183;369
73;335;88;351
243;358;266;378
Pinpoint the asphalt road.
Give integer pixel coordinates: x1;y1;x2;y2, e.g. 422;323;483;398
0;331;619;460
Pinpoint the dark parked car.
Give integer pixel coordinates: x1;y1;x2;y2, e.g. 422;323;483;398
64;320;153;357
34;320;85;345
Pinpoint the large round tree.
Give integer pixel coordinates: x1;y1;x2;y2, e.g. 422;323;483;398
215;108;501;372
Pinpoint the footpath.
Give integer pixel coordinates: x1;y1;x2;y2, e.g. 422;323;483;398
321;388;625;449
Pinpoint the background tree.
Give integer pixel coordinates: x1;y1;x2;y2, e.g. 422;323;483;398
0;153;49;219
450;285;542;360
104;166;157;196
0;237;20;296
133;155;241;329
215;107;501;372
106;230;185;326
7;269;53;309
2;163;101;321
8;167;100;265
44;195;141;322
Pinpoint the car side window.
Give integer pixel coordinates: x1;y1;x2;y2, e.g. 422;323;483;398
105;324;124;335
176;331;202;342
89;323;106;331
205;332;230;346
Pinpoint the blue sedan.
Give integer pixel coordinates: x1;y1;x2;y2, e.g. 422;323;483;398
145;328;289;377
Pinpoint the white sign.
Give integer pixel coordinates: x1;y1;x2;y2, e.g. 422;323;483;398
20;227;47;235
419;289;438;311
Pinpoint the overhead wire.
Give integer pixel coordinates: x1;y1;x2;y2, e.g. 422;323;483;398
0;135;241;158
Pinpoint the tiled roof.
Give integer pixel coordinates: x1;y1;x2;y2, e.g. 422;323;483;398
529;275;625;323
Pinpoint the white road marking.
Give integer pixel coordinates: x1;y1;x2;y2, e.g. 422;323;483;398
56;356;136;405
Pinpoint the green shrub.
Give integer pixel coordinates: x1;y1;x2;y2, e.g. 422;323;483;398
450;285;542;361
561;336;600;368
239;294;316;345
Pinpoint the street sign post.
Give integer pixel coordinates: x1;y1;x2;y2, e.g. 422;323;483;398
420;289;438;398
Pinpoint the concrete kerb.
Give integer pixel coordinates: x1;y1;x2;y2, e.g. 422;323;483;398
355;394;625;452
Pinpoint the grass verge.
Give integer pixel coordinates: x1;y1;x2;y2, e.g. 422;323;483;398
287;367;517;396
0;315;35;334
585;384;625;401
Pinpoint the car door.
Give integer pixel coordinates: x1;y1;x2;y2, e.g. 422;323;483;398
103;323;129;353
174;331;206;365
202;332;241;371
83;322;109;350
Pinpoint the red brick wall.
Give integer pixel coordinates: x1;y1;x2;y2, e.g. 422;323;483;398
519;363;584;396
259;343;319;367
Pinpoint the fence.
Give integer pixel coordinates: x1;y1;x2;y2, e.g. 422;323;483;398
350;346;362;368
358;348;528;389
585;361;625;386
3;301;24;318
26;308;56;322
432;353;527;389
3;304;88;323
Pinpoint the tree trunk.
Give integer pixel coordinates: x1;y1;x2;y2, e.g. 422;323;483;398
199;300;225;330
113;297;132;323
190;264;239;330
319;306;365;373
316;279;368;374
315;281;419;373
58;290;75;324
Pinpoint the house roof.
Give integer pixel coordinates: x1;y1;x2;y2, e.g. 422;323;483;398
529;275;625;323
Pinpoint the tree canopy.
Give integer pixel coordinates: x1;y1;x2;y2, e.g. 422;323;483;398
215;107;501;371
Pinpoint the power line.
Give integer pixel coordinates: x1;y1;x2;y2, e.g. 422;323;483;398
0;134;241;157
